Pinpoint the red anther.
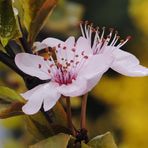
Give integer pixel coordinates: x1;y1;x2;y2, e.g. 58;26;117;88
81;51;85;56
72;48;76;52
70;60;74;63
107;35;111;39
38;64;41;68
75;55;79;57
66;62;70;66
58;44;61;48
61;58;64;61
48;69;51;73
50;64;54;68
84;56;88;59
92;28;96;32
76;61;79;65
57;63;62;68
126;35;132;40
63;46;66;50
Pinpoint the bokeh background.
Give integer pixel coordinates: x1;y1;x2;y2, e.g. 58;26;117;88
0;0;148;147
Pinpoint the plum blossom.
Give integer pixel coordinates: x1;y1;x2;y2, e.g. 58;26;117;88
80;21;148;76
15;36;113;115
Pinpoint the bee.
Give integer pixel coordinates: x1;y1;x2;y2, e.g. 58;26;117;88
32;42;57;60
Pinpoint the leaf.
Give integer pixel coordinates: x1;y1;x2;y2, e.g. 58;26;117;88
88;132;118;148
81;142;91;148
0;86;25;118
19;0;58;44
25;102;69;141
30;133;71;148
0;0;22;46
25;112;55;140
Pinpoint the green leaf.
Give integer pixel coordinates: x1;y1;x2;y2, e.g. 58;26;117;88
19;0;57;44
88;132;118;148
81;142;91;148
0;0;22;46
25;102;69;141
25;112;55;140
0;86;25;118
30;133;71;148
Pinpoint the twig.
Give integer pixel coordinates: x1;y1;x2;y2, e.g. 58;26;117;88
81;93;88;129
66;97;75;136
0;51;24;76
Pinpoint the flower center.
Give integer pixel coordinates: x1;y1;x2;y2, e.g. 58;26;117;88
35;43;89;85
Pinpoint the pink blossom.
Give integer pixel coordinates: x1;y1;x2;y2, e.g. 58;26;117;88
80;21;148;76
15;36;113;114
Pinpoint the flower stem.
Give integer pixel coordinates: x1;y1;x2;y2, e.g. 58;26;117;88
66;97;75;135
81;93;88;129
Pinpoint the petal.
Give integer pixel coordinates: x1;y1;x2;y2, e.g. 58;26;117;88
57;36;76;62
57;77;87;97
111;49;148;76
15;53;51;80
84;74;102;93
43;82;61;111
22;83;48;115
78;53;113;79
65;36;75;49
42;37;63;47
22;83;61;114
76;36;93;55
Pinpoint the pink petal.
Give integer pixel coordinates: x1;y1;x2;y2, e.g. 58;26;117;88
65;36;75;49
22;83;60;114
84;75;102;93
15;53;51;80
42;37;63;47
111;49;148;76
76;37;93;55
22;84;48;115
78;53;113;79
57;36;76;62
43;82;61;111
57;77;87;97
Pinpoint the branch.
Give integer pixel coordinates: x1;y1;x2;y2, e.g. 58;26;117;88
0;51;24;76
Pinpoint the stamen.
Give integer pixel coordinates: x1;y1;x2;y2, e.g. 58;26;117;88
38;64;41;69
63;46;66;50
58;44;61;48
72;48;76;52
84;56;88;59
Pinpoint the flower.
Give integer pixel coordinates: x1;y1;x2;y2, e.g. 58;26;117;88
80;21;148;76
15;36;113;115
